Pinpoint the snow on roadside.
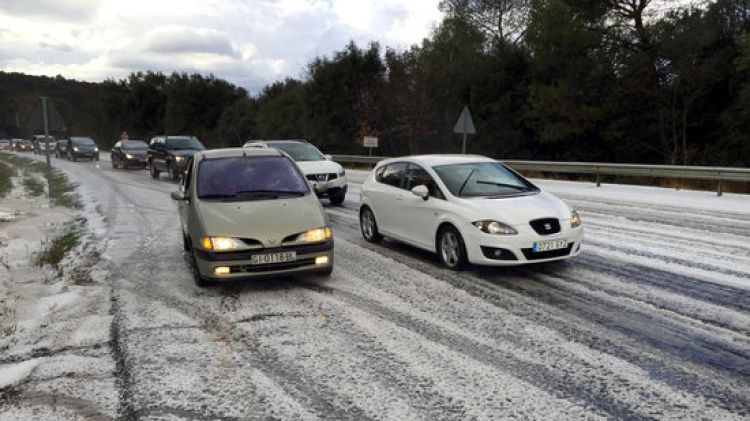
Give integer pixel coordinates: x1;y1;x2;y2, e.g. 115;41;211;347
0;359;40;389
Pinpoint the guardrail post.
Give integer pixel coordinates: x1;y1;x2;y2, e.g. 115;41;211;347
595;167;601;187
717;179;723;197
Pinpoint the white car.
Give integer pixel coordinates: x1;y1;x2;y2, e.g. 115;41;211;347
359;155;583;270
243;140;348;205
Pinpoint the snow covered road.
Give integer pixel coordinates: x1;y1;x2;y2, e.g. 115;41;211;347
2;154;749;420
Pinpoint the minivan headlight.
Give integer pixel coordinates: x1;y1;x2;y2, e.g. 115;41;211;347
298;227;332;243
201;236;241;251
473;220;518;235
571;210;582;228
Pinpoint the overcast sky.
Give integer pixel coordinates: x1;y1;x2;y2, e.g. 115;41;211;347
0;0;443;94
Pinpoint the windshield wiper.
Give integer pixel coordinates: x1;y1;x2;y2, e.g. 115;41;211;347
236;190;305;197
475;180;529;190
457;169;477;196
199;193;238;200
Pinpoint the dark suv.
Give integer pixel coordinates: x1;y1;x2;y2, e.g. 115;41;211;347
68;137;100;161
148;136;205;180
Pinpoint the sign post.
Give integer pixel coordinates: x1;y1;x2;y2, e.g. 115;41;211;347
363;136;378;157
452;106;476;154
41;96;51;168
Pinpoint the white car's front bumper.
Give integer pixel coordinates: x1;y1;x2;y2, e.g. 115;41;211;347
461;222;583;266
311;175;347;196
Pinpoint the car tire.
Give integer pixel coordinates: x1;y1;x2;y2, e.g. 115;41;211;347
169;162;180;181
190;250;211;288
329;190;345;206
360;207;383;243
437;225;467;271
150;164;160;179
182;233;190;252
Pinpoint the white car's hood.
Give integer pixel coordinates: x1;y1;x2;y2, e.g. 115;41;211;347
456;191;571;226
295;160;343;175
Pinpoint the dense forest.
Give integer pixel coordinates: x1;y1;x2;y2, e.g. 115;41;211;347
1;0;749;166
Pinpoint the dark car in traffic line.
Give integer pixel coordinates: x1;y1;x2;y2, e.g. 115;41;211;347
111;140;149;169
55;139;69;158
68;137;100;161
13;139;34;152
148;136;205;180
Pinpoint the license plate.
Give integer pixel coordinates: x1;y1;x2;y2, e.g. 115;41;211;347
533;240;568;252
250;251;296;265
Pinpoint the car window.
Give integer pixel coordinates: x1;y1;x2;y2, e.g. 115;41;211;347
404;164;445;199
377;163;406;188
270;142;325;161
71;137;95;146
122;140;148;150
197;156;309;200
433;162;538;197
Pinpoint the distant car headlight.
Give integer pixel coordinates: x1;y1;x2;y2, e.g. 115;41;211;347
201;236;241;251
94;147;99;152
73;147;80;152
174;156;184;162
298;227;332;243
473;220;518;235
571;210;582;228
125;154;134;159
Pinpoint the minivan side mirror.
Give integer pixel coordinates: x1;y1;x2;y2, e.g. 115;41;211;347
171;191;187;201
324;154;333;161
411;185;429;200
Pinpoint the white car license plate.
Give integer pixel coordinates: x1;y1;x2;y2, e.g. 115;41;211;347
250;251;296;265
533;240;568;252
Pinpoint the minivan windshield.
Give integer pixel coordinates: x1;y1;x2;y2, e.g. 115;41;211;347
166;137;204;151
433;162;539;197
122;140;148;150
197;156;309;200
270;142;325;162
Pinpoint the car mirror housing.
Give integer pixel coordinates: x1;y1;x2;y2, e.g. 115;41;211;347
411;185;429;200
324;154;333;161
171;191;187;201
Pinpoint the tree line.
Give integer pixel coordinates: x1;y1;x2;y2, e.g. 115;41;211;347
0;0;748;166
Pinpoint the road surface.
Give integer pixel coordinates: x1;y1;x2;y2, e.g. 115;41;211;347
3;153;749;420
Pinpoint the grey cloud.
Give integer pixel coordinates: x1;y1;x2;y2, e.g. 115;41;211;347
0;0;101;21
39;41;73;52
145;28;239;58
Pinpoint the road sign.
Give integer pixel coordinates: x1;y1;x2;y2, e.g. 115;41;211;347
363;136;378;148
28;99;65;133
453;106;476;154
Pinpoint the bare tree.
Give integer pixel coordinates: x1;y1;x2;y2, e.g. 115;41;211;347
439;0;532;44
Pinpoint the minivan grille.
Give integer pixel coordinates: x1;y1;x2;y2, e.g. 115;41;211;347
529;218;561;235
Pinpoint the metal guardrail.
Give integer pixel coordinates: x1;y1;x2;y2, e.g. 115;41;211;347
330;155;750;196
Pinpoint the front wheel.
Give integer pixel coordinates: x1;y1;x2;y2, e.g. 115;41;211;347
169;162;180;181
437;226;467;271
150;163;160;179
360;207;383;243
329;190;345;206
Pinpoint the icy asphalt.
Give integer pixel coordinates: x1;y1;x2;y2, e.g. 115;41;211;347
3;153;750;420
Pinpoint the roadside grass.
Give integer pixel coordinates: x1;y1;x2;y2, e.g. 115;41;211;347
0;160;14;198
34;225;83;269
22;176;45;197
0;153;81;208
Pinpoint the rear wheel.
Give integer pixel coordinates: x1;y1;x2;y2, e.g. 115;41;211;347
150;163;160;179
360;207;383;243
437;226;467;271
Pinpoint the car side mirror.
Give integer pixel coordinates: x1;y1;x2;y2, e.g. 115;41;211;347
411;185;429;201
171;191;187;201
325;154;333;161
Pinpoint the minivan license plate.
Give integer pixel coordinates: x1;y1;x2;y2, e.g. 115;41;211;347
250;252;296;265
533;240;568;252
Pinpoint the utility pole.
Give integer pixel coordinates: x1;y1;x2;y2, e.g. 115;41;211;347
41;96;52;168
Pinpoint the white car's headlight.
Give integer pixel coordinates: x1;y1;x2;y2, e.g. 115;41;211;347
473;220;518;235
201;236;241;251
175;156;184;162
125;154;134;159
571;211;582;228
297;227;332;243
73;147;80;152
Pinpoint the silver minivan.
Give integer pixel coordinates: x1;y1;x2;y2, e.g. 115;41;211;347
171;147;334;286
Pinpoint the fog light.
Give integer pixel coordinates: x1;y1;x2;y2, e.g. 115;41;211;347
214;266;230;275
315;256;329;265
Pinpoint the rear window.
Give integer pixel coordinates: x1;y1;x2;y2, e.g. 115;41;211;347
166;137;204;150
71;137;95;146
197;156;309;200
